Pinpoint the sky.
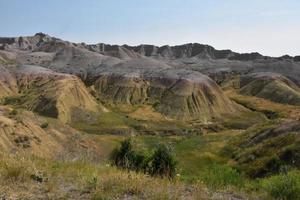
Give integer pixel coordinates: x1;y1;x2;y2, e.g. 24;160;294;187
0;0;299;56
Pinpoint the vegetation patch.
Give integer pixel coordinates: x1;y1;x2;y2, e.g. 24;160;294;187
202;163;245;191
0;153;213;199
40;122;49;129
110;138;177;179
227;90;300;120
224;121;300;178
261;170;300;200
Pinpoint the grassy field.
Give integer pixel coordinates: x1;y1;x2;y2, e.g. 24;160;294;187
1;146;298;199
132;131;241;182
0;152;257;200
74;130;240;182
72;104;196;135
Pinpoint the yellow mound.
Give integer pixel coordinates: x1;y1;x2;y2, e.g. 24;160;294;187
11;66;107;123
0;106;102;158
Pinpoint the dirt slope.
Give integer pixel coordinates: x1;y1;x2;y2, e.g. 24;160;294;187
226;120;300;177
0;105;102;159
240;72;300;106
3;65;107;123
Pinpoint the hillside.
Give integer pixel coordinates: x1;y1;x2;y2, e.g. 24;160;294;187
1;65;106;123
225;120;300;178
0;34;250;123
0;33;299;199
0;105;102;159
240;72;300;106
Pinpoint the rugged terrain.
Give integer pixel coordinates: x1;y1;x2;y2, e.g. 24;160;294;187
0;33;299;199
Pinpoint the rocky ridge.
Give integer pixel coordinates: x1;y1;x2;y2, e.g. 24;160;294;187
0;33;252;122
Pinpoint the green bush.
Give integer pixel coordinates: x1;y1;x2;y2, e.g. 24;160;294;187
261;170;300;200
2;97;20;105
202;164;244;191
110;139;177;179
147;144;177;179
110;138;145;171
40;122;49;129
9;109;18;116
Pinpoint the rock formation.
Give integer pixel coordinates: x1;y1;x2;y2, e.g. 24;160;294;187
0;33;299;122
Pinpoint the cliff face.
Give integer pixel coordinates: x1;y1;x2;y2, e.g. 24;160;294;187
87;43;265;61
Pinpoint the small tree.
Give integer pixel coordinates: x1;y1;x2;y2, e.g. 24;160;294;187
110;138;145;171
110;140;178;179
110;138;134;169
148;144;177;179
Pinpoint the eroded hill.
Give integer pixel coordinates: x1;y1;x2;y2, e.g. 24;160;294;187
0;105;102;160
0;33;254;124
0;33;299;199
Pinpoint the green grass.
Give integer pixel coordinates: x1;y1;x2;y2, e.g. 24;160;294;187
232;97;283;120
128;131;241;182
1;130;293;199
222;110;267;129
102;129;299;195
72;107;193;135
223;120;300;178
201;164;245;191
0;153;213;199
261;170;300;200
72;111;140;134
74;131;241;183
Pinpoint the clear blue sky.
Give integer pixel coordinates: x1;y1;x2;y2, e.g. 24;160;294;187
0;0;299;56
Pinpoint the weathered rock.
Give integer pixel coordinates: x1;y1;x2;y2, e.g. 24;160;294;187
12;65;106;123
0;105;102;159
95;68;238;121
1;33;299;122
240;72;300;106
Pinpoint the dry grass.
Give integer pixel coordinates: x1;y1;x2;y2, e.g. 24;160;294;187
129;105;167;122
0;153;213;200
226;90;300;120
0;155;31;182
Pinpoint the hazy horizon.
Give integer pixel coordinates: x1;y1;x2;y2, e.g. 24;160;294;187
0;0;299;57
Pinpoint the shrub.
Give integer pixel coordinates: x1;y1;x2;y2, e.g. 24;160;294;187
2;97;20;105
147;144;177;179
9;109;18;116
202;164;244;191
261;170;300;200
110;139;177;179
152;101;160;109
40;122;49;129
110;138;145;171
